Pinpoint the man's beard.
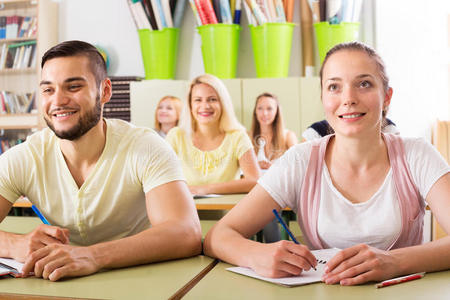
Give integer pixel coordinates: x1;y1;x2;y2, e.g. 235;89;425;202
45;94;102;141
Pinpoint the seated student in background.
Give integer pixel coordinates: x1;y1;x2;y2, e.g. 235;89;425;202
302;118;399;141
204;41;450;285
166;74;260;195
250;92;298;170
154;95;182;138
0;40;202;281
249;92;298;242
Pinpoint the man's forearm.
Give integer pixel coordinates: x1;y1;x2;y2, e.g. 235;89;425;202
89;219;202;270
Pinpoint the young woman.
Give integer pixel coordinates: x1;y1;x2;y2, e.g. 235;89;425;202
204;42;450;285
250;92;298;170
154;95;182;138
249;93;298;242
166;74;260;195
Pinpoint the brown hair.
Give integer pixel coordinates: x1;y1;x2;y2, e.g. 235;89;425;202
154;96;183;131
319;41;390;124
41;40;107;89
250;93;287;159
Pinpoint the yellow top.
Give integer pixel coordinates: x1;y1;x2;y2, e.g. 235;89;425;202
0;119;184;246
166;127;253;186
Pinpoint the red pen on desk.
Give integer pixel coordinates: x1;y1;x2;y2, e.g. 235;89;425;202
375;272;425;288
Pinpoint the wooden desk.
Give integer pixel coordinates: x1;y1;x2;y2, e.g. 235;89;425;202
0;216;215;299
13;193;296;212
194;194;245;210
12;197;32;208
185;262;450;300
0;256;214;300
12;194;246;210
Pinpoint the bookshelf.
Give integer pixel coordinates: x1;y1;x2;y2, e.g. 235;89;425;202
0;0;58;152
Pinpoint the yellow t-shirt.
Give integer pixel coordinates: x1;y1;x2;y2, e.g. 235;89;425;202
166;127;253;186
0;119;184;246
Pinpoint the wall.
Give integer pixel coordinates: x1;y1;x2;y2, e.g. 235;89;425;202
57;0;373;79
57;0;449;140
375;0;450;139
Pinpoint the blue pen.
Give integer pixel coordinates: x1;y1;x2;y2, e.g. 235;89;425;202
31;204;50;225
272;209;316;270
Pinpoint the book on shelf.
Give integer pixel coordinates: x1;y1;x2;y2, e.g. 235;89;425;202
0;41;36;70
0;130;29;155
1;15;36;40
0;16;6;39
103;76;141;122
0;91;35;114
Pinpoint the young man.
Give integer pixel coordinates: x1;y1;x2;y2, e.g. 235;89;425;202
0;40;202;281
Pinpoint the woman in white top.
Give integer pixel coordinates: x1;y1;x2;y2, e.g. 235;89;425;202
204;42;450;285
250;92;298;170
249;93;298;242
154;95;182;138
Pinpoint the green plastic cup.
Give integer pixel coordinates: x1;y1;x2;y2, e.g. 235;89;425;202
314;22;360;64
138;28;179;79
197;24;241;79
249;23;295;78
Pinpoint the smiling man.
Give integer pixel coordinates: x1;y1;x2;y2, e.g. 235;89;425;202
0;40;202;281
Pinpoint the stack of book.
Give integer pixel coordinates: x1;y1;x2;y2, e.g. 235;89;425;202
0;41;37;70
104;76;142;122
0;91;35;114
127;0;187;30
0;15;38;40
0;130;29;155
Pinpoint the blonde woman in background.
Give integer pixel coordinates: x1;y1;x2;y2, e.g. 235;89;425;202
154;95;182;138
166;74;260;195
249;92;298;242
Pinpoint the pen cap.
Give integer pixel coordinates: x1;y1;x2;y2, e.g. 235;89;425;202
197;24;241;79
314;22;360;64
138;27;180;79
249;23;295;78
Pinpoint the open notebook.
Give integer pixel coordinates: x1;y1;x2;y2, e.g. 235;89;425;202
0;258;24;277
227;248;340;287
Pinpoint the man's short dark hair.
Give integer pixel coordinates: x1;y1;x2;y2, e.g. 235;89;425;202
41;40;107;88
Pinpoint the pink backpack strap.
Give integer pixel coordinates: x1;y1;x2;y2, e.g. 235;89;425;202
298;133;423;250
298;135;332;250
383;133;424;249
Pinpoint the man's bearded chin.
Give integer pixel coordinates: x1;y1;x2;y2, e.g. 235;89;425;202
45;94;102;141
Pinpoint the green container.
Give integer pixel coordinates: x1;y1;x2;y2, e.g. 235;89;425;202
314;22;360;64
197;24;241;79
138;28;179;79
249;23;295;78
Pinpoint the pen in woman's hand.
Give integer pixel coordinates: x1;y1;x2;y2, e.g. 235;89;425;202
272;209;317;271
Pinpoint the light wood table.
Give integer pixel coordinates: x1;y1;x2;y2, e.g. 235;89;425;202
0;216;215;300
185;261;450;300
13;194;246;210
194;193;245;210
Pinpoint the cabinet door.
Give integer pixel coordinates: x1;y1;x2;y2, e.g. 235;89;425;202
221;79;242;123
299;77;324;135
242;78;302;137
130;80;188;128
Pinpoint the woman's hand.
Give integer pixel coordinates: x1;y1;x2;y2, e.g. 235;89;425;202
258;161;272;170
189;185;208;196
322;244;400;285
248;240;317;278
